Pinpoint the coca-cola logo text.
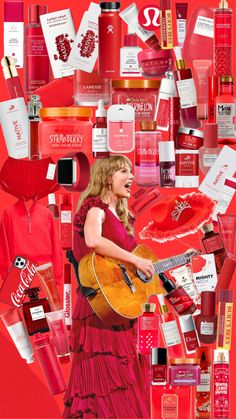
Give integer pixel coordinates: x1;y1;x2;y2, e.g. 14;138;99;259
11;261;37;307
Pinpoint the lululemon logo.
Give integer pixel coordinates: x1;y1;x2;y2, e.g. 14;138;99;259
138;4;160;31
107;25;114;34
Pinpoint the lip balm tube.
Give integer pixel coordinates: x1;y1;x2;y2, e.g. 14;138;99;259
45;310;70;363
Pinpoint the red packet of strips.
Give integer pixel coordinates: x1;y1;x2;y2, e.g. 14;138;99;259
0;256;37;307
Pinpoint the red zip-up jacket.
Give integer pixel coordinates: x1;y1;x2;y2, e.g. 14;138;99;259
0;199;63;283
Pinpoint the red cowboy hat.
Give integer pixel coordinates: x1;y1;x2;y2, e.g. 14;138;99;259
140;192;215;242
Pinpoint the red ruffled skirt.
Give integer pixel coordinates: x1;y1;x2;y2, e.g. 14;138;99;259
63;291;150;418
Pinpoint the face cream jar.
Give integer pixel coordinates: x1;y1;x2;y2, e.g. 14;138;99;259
169;358;200;386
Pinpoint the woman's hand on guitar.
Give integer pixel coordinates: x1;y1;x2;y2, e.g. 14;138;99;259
133;256;155;278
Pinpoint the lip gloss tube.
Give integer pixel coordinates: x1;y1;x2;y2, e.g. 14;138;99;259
1;56;26;102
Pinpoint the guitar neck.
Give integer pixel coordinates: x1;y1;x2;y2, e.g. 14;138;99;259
153;250;200;274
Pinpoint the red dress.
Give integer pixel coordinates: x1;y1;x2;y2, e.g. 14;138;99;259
63;197;150;418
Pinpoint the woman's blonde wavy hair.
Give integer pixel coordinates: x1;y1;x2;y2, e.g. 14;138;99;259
76;155;134;235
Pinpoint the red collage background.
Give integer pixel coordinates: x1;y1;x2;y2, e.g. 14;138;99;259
0;0;236;417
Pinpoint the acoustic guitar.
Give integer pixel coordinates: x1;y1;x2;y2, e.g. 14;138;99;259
79;245;199;325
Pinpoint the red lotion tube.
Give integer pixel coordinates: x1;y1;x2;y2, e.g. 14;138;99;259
1;56;25;101
45;310;70;363
98;2;121;78
63;263;72;330
60;194;73;250
36;263;62;311
34;333;67;395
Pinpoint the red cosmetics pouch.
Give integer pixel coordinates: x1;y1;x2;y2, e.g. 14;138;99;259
0;157;59;200
0;256;37;307
33;76;74;107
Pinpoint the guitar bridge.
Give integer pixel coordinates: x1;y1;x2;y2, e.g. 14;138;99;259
119;265;136;293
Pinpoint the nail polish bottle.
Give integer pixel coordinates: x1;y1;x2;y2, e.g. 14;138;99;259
195;291;217;344
179;314;200;354
159;141;175;187
138;303;160;355
159;272;197;315
201;223;227;274
151;347;167;385
199;123;221;175
22;287;50;335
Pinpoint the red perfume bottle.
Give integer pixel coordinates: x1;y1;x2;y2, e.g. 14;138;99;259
159;273;197;315
201;223;227;274
137;303;160;355
173;46;200;128
22;287;50;336
214;0;232;78
60;194;73;250
24;4;50;95
196;346;212;419
92;99;109;159
157;294;184;358
151;347;167;385
195;291;217;344
98;2;121;78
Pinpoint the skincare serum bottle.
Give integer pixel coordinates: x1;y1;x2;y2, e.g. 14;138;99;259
199;123;221;174
92;99;109;159
195;291;217;344
201;223;227;274
120;28;142;77
173;46;200;128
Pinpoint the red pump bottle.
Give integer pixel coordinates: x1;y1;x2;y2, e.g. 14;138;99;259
173;46;200;128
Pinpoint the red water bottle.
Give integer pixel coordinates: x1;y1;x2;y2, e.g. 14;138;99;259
138;303;160;355
98;2;121;78
34;333;67;395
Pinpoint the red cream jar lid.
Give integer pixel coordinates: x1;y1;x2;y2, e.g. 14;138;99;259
138;48;172;62
169;358;200;365
39;107;92;118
